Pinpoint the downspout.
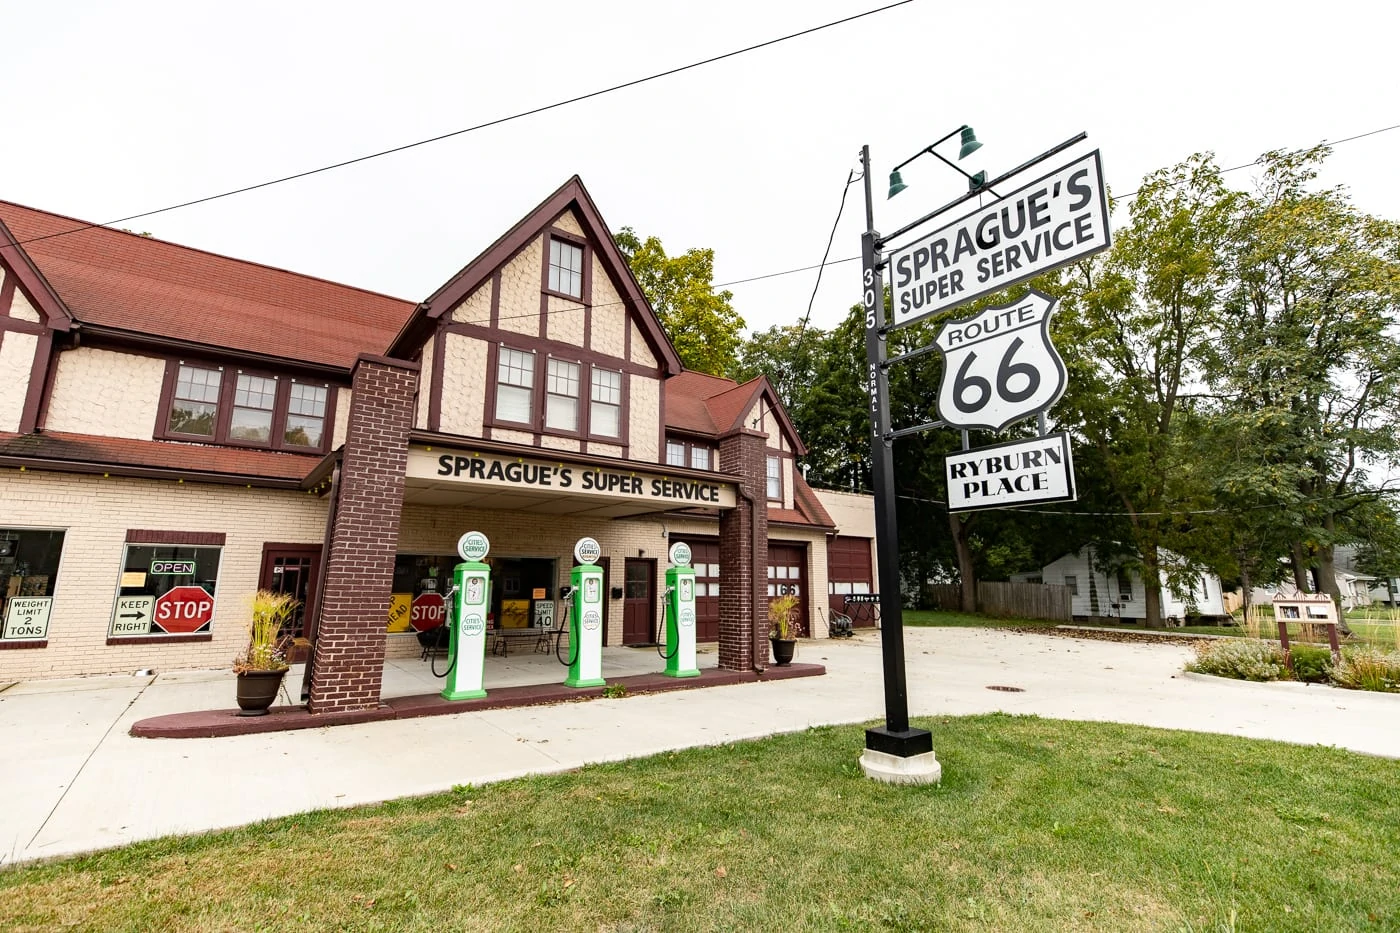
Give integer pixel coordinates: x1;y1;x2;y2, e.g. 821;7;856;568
300;461;341;703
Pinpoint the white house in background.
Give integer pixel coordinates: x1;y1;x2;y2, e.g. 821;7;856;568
1013;546;1226;622
1253;573;1374;610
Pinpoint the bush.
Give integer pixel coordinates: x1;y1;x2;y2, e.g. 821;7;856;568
1186;639;1286;682
1289;644;1334;684
1330;647;1400;693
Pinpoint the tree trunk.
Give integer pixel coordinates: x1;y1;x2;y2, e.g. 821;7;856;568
1315;538;1353;636
949;512;977;613
1142;544;1164;629
1239;562;1252;627
1289;541;1310;592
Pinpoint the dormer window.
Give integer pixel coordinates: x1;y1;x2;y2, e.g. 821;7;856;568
548;238;584;299
158;360;335;453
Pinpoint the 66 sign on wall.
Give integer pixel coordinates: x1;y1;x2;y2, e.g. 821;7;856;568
933;289;1066;432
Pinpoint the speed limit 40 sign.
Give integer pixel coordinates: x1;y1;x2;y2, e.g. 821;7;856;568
933;289;1066;432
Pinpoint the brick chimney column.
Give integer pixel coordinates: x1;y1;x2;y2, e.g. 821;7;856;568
717;428;768;672
307;354;418;714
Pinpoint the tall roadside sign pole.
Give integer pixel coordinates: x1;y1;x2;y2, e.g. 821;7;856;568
859;145;936;782
858;131;1110;784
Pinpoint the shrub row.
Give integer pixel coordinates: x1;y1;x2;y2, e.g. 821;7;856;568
1186;639;1400;692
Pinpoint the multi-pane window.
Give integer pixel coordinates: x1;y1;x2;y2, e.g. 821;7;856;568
666;438;715;470
285;383;328;448
495;348;535;423
766;455;782;501
548;238;584;298
666;440;686;466
545;359;580;432
230;374;277;443
590;368;622;437
1064;575;1078;595
168;364;222;436
0;529;65;643
690;446;710;470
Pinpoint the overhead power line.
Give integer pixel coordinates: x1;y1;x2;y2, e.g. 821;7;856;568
12;0;917;249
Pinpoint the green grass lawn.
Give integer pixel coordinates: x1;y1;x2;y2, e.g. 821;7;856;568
3;716;1397;932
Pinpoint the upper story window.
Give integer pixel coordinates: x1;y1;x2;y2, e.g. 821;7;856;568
1064;575;1078;595
667;438;715;470
160;361;335;454
590;368;622;438
548;238;584;299
766;455;782;501
495;347;535;424
169;364;222;437
545;358;580;432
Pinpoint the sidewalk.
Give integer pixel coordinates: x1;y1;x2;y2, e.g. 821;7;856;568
3;626;1397;866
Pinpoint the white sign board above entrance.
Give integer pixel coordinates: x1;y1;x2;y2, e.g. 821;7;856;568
890;150;1110;329
945;433;1076;512
934;290;1067;432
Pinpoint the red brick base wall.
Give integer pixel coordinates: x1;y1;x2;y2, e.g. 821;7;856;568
307;355;419;714
718;428;768;672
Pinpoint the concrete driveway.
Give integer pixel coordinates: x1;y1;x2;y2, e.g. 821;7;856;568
2;626;1396;866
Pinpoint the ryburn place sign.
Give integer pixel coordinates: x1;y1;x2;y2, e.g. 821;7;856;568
933;289;1067;432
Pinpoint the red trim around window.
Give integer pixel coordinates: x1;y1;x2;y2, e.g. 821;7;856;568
154;359;338;455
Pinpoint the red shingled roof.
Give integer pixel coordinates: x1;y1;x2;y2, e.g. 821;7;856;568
0;431;317;484
0;200;415;369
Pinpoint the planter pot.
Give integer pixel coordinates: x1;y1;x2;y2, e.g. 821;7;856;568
236;668;288;716
770;638;797;667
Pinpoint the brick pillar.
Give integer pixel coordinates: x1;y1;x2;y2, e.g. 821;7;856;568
718;428;768;672
307;354;418;714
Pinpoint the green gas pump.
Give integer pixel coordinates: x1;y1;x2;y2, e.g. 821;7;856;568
663;540;700;677
563;536;606;688
442;531;491;701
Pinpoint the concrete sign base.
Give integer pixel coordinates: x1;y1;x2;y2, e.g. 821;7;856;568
859;748;943;785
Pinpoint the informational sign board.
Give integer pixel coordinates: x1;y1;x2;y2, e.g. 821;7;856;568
109;594;157;637
890;150;1110;328
386;593;412;633
945;433;1076;512
933;290;1068;431
534;600;556;630
4;596;53;640
149;560;195;575
153;586;215;634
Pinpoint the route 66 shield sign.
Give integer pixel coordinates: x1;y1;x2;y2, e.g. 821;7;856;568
933;289;1067;432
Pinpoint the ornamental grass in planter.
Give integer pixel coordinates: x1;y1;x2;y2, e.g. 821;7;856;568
767;593;802;666
233;590;299;715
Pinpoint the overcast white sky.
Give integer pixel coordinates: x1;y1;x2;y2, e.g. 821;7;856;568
3;1;1396;338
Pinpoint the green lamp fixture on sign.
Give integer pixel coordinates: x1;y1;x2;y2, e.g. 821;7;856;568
888;125;984;199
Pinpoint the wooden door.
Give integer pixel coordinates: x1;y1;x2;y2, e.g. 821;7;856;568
677;538;720;642
258;544;322;640
767;542;808;635
622;558;655;646
827;537;876;626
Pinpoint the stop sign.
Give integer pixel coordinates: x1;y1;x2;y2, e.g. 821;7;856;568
410;592;447;632
153;585;216;634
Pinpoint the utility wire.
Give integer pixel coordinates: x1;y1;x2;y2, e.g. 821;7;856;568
10;1;917;249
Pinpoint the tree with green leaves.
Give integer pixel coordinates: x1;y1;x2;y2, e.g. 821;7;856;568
1056;153;1238;627
615;227;746;376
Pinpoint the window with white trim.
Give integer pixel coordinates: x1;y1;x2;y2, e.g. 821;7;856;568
285;383;329;448
590;368;622;438
545;358;580;432
548;238;584;298
1064;575;1078;595
666;437;716;470
230;373;278;443
666;440;686;466
495;347;535;424
766;455;782;501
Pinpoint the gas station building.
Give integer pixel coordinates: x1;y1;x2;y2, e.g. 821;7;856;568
0;177;876;711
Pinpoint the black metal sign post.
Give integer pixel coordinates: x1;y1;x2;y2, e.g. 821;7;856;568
859;144;936;781
856;132;1108;784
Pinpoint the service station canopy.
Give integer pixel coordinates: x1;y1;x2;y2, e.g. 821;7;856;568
404;446;737;518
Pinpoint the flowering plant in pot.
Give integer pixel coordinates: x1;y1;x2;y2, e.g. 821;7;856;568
233;590;298;716
767;594;803;666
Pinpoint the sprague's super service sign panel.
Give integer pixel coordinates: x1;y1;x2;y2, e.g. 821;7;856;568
889;150;1110;328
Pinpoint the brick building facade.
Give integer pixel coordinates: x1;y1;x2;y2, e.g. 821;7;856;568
0;177;874;705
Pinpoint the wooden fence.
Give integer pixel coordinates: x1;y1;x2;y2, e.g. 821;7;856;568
924;581;1072;622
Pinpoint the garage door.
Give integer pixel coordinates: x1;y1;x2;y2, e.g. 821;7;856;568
827;537;875;626
675;538;720;642
767;542;808;636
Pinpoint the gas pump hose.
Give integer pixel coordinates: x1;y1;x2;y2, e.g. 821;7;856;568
656;593;678;660
556;600;580;666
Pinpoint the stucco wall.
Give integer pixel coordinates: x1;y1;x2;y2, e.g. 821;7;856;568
0;331;36;431
497;239;543;338
0;470;328;680
450;280;494;327
628;375;659;462
8;276;41;323
415;335;435;430
552;211;584;237
45;347;165;440
332;388;352;448
439;333;488;437
629;320;656;367
590;254;626;358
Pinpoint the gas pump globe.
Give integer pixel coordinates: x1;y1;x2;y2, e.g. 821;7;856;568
663;541;700;678
441;531;491;701
564;536;606;688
